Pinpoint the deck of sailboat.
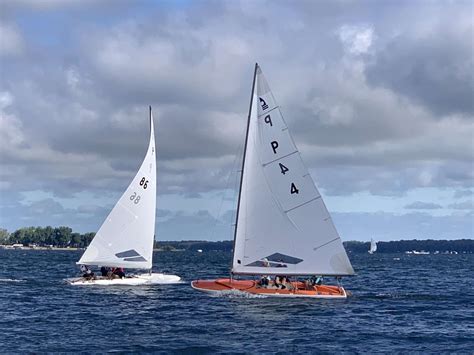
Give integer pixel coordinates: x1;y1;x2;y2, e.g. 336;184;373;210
191;278;348;299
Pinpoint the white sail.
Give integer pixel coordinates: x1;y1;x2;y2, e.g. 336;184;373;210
232;65;354;276
369;238;377;253
78;108;156;269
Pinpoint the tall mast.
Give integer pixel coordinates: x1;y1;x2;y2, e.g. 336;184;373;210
149;105;154;270
231;63;258;273
149;105;152;129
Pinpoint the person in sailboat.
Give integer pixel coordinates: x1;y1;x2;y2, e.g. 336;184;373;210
112;267;126;279
273;276;280;288
258;275;271;288
284;276;294;290
100;266;108;277
308;275;323;286
274;275;288;289
80;265;94;280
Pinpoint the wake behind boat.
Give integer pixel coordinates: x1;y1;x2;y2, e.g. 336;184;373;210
192;64;354;298
67;107;181;286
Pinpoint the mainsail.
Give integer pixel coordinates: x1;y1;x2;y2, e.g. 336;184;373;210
78;108;156;269
232;64;354;276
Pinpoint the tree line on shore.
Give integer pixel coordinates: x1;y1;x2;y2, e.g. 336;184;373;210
1;226;472;253
0;226;94;248
159;239;474;253
343;239;474;253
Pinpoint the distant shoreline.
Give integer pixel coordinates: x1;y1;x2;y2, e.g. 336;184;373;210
0;245;80;251
0;245;186;252
2;239;472;254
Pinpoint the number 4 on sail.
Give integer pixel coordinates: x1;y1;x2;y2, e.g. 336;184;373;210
67;107;181;286
192;64;355;298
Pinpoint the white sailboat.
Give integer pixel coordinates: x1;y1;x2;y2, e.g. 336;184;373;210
192;64;354;298
368;238;377;254
68;107;181;286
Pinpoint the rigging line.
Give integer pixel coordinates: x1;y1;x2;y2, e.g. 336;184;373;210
262;150;299;167
312;237;339;251
209;142;243;242
284;195;322;214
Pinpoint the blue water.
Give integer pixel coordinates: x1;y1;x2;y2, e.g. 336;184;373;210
0;250;473;353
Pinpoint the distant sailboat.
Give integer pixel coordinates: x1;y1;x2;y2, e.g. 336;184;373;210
368;238;377;254
411;250;430;255
68;107;181;285
192;64;354;298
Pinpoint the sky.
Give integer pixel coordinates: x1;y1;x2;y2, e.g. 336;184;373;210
0;0;472;241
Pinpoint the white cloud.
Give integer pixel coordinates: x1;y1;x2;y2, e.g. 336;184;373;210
0;23;24;56
0;92;24;146
0;91;13;109
308;96;355;126
338;25;374;55
0;1;472;239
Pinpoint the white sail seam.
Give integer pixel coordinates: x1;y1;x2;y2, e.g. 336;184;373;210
262;150;299;167
313;237;339;251
258;106;279;117
284;195;322;213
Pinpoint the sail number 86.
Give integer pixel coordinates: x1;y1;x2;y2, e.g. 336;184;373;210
130;177;148;204
139;177;148;189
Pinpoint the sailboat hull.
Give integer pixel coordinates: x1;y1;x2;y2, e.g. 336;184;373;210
66;273;181;286
191;278;348;299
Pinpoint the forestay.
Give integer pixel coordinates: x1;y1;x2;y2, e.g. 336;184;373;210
232;65;354;276
78;109;156;269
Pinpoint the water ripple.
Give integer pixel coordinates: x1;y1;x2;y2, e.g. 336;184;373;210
0;250;473;352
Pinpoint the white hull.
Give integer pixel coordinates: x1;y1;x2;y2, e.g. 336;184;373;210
67;273;181;286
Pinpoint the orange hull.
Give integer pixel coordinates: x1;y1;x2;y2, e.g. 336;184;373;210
191;278;348;299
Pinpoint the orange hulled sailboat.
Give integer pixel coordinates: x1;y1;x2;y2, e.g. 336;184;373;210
191;64;354;298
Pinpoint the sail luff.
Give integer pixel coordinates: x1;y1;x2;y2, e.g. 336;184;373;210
231;63;259;272
147;106;156;267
